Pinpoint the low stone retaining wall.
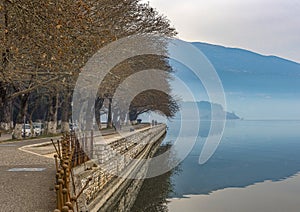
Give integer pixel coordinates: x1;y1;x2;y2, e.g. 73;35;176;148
72;124;166;212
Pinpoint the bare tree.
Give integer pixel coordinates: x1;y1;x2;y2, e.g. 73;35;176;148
1;0;179;137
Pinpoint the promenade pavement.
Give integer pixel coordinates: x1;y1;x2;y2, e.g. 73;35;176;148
0;137;60;212
0;123;151;212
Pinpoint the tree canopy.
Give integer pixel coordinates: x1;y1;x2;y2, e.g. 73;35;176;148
0;0;179;137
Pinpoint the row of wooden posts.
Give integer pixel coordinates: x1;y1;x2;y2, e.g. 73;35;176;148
51;132;93;212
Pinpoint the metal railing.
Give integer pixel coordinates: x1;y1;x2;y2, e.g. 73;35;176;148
52;133;92;212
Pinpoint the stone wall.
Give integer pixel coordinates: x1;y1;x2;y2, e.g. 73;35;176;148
72;124;166;212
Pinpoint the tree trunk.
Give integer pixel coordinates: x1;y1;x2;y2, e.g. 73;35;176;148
61;91;71;133
12;94;29;139
47;93;59;134
112;109;118;124
47;121;57;134
107;98;113;128
0;99;12;131
13;123;24;139
96;111;101;130
0;2;11;131
120;111;126;126
29;119;34;136
95;97;104;130
84;95;95;131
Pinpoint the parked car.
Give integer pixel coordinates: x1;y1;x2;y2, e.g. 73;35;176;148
33;123;45;136
21;124;31;137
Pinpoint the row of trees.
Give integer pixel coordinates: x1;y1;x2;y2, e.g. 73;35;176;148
0;0;179;139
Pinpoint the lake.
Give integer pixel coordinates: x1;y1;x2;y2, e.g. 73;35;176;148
131;120;300;212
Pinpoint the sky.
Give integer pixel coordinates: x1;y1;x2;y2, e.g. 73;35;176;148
143;0;300;63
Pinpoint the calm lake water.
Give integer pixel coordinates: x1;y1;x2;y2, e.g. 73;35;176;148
131;120;300;212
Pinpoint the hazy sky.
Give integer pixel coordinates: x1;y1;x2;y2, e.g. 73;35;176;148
144;0;300;63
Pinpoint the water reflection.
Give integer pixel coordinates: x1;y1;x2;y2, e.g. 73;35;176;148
133;120;300;211
131;144;181;212
168;172;300;212
171;120;300;197
101;134;169;212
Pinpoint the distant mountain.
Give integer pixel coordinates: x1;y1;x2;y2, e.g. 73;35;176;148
172;42;300;95
190;42;300;94
226;111;240;120
170;42;300;119
181;101;240;120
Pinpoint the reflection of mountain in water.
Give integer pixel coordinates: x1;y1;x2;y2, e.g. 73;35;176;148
169;121;300;198
132;121;300;208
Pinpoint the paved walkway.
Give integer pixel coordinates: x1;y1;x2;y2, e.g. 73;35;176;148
0;137;60;212
0;124;151;211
